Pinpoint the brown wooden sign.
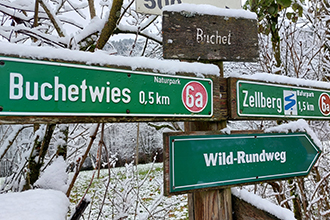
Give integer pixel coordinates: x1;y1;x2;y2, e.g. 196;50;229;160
163;11;259;61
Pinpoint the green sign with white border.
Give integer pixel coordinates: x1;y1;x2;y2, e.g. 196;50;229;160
237;80;330;119
165;132;321;195
0;57;213;117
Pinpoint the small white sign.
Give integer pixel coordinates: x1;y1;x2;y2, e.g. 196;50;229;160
136;0;241;15
283;90;298;116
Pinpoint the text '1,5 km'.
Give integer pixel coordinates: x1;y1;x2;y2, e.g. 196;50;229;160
234;79;330;119
0;57;213;117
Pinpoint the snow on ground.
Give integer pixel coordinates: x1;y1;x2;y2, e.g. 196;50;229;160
68;162;188;219
34;157;69;193
232;188;296;220
0;42;219;77
0;189;69;220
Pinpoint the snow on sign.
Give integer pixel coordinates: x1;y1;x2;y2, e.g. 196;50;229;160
136;0;241;15
0;56;213;119
231;79;330;119
164;132;321;195
162;10;258;61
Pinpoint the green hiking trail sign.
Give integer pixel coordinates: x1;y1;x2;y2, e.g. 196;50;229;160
164;132;321;195
233;79;330;119
0;56;213;119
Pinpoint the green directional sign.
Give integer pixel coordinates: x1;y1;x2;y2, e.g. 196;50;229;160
236;79;330;119
164;132;321;195
0;57;212;117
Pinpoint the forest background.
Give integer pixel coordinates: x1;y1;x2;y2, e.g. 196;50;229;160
0;0;330;219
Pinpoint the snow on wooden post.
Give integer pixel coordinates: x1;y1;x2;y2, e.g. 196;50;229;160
162;9;258;61
162;5;258;220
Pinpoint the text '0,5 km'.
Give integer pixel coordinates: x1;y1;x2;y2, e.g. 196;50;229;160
236;80;330;119
0;57;213;117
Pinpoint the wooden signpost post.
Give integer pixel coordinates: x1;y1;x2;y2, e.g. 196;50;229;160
162;7;260;220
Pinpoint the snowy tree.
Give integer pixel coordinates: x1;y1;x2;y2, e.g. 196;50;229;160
0;0;162;54
0;0;330;219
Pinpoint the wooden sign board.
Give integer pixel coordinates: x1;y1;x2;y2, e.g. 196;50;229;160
163;11;259;61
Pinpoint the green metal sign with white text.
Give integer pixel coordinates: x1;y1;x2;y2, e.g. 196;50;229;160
0;57;213;117
166;132;321;194
237;80;330;119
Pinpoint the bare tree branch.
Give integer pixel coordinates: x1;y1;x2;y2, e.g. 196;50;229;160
115;28;162;45
33;0;39;28
87;0;96;19
38;0;65;37
0;125;33;161
66;123;100;197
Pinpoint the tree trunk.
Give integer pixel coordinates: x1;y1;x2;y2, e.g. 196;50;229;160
24;124;56;190
57;125;68;159
268;15;281;73
96;0;123;49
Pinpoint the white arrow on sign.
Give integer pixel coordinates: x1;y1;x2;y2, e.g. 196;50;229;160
136;0;242;15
